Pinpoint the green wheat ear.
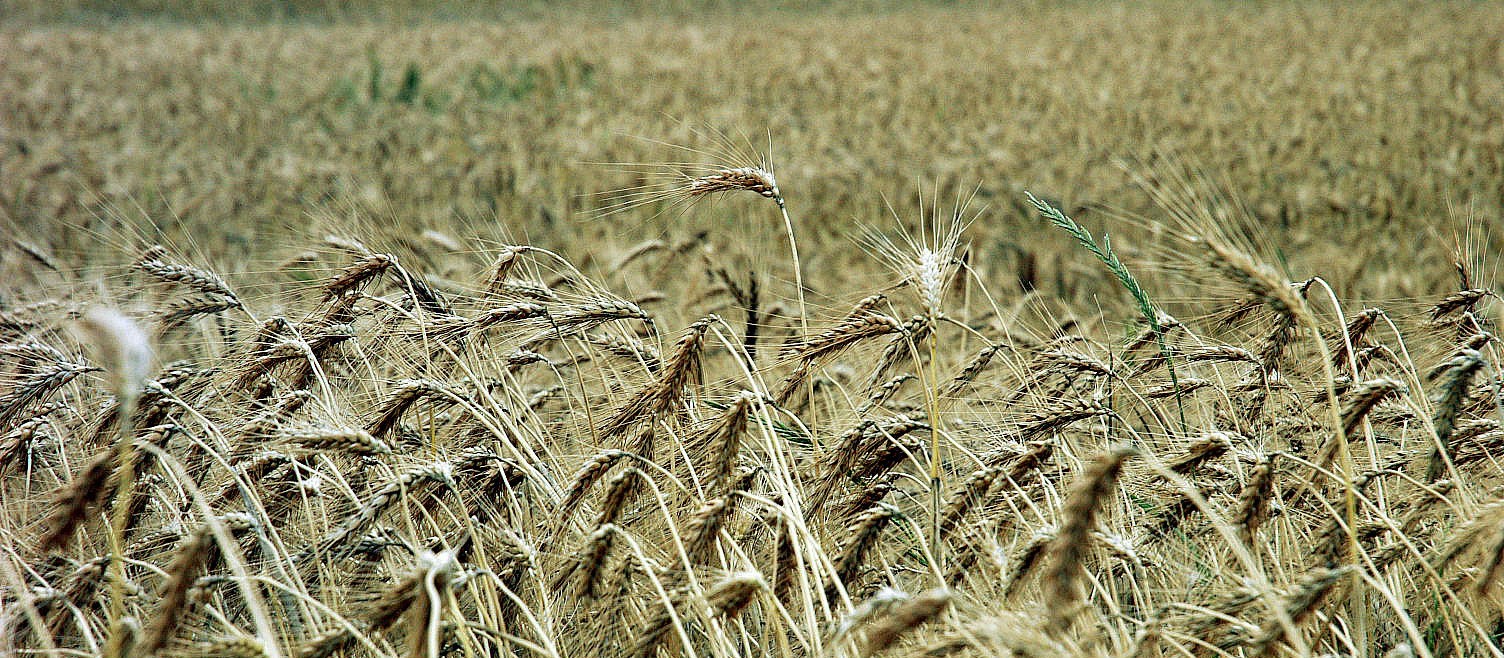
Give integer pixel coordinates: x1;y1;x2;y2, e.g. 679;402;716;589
1027;192;1186;433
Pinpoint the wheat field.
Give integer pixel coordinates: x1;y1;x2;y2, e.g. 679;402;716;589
3;3;1504;658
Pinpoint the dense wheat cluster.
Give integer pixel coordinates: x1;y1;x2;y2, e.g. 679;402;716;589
4;3;1504;658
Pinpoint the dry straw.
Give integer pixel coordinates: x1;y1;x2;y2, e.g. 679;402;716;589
1044;446;1135;634
860;587;952;656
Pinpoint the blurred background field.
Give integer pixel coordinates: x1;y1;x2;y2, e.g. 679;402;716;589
3;1;1501;312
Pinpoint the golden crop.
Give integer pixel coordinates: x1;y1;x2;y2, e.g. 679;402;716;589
2;4;1503;657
